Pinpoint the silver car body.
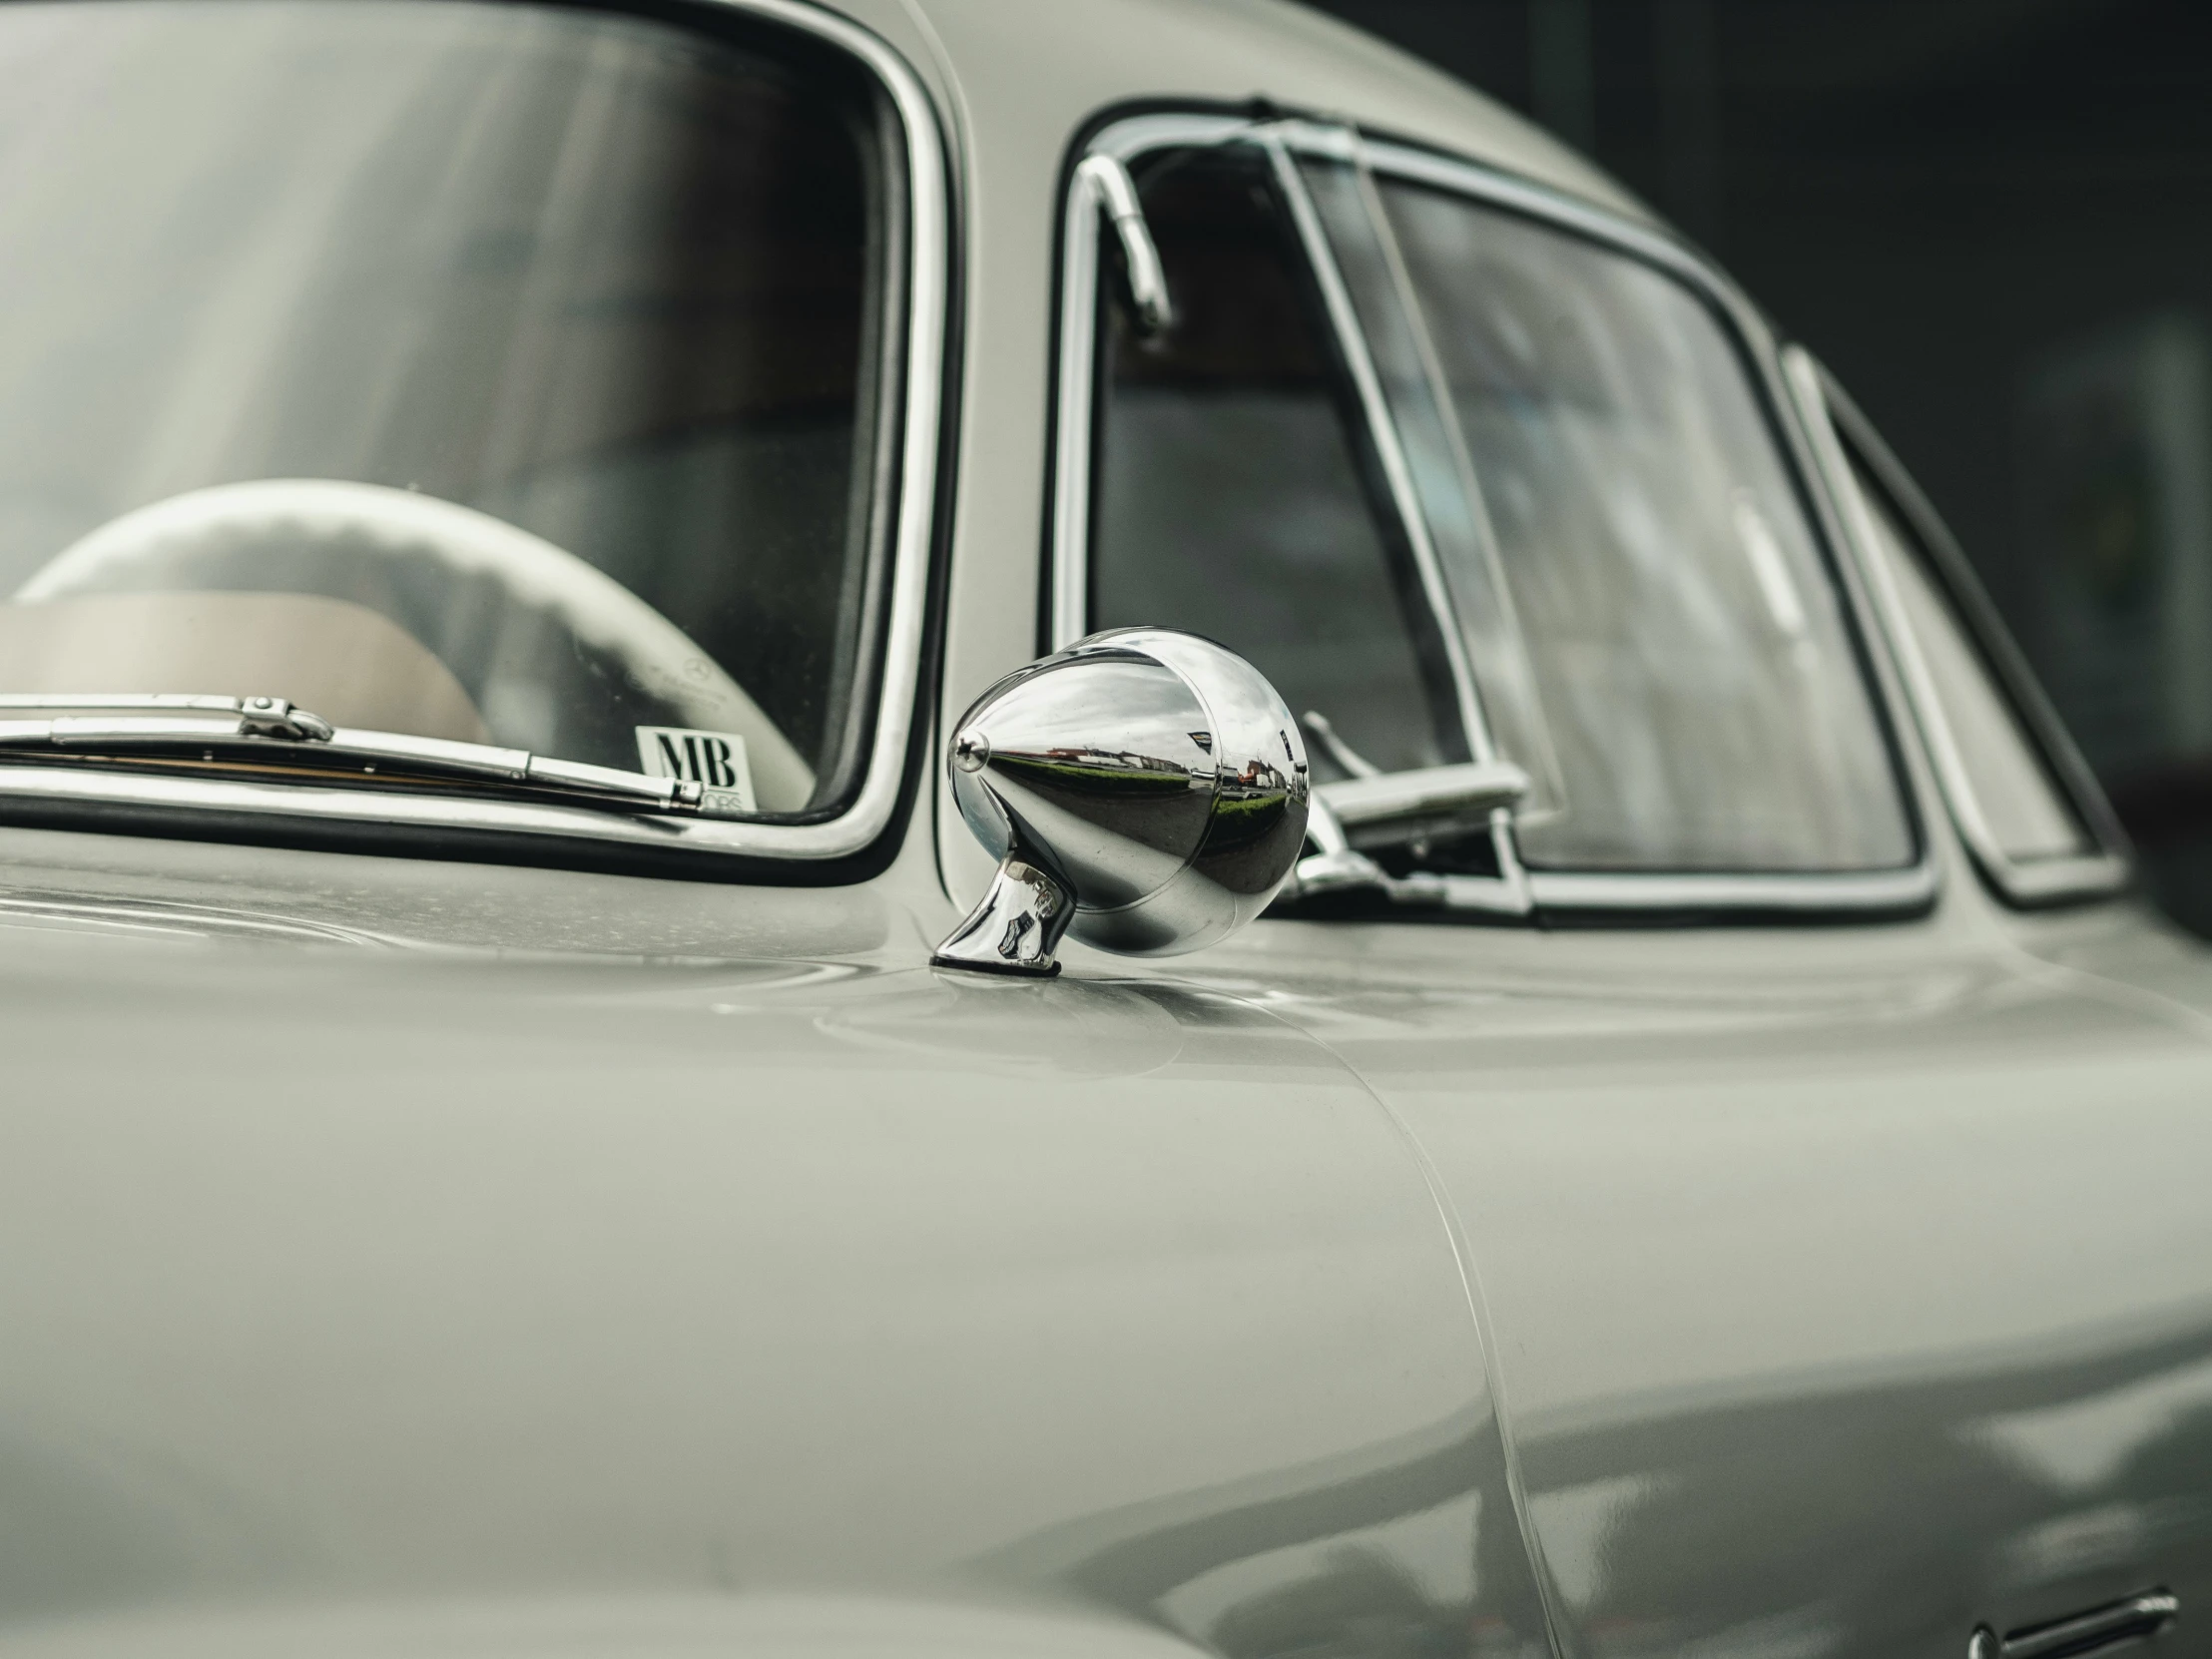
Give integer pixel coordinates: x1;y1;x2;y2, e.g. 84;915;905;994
2;3;2208;1659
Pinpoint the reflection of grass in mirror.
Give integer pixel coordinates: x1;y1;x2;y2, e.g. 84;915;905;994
998;756;1198;795
1203;789;1298;854
1212;791;1292;817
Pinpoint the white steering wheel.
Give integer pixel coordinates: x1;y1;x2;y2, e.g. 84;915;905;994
17;478;815;809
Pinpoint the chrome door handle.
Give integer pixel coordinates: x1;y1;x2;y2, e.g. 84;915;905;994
1972;1592;2179;1659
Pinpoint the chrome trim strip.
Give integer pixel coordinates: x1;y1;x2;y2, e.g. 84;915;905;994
1999;1590;2178;1659
0;762;704;844
1050;114;1937;917
1050;113;1256;653
1788;347;2131;908
1265;127;1536;916
1048;158;1109;653
1527;865;1937;913
1996;852;2131;903
0;0;948;866
1075;154;1174;333
1261;132;1494;770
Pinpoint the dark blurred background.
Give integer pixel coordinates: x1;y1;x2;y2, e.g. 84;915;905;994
1302;0;2212;930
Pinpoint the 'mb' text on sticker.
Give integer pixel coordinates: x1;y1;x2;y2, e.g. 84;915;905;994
633;726;758;815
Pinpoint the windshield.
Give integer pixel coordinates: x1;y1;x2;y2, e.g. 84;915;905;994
0;0;897;819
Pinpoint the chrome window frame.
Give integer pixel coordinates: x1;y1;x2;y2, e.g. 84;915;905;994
1050;112;1937;918
1788;351;2131;908
0;0;948;869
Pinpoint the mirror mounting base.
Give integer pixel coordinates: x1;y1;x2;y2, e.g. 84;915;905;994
931;856;1075;977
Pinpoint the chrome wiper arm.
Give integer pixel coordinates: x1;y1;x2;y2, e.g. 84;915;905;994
1284;770;1529;909
1283;709;1532;908
0;694;708;818
1317;759;1528;845
0;692;336;740
1282;790;1450;907
1300;709;1528;850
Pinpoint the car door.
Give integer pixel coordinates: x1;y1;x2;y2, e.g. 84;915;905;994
1049;112;2212;1659
0;835;1561;1659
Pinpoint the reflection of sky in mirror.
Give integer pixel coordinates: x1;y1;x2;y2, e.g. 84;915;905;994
988;653;1209;776
1130;633;1307;798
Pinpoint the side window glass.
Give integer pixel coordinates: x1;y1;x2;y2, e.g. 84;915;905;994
1089;146;1465;778
1846;450;2098;865
1376;179;1914;873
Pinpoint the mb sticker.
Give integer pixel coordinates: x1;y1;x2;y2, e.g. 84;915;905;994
635;727;756;815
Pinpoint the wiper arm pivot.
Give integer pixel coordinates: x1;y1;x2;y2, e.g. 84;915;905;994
0;692;334;742
1284;709;1533;908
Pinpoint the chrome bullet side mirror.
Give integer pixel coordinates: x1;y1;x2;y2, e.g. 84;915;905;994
933;629;1310;977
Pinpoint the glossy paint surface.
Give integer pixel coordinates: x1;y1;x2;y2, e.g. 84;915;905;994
1165;897;2212;1659
1;2;2208;1658
0;829;1549;1658
880;6;2212;1650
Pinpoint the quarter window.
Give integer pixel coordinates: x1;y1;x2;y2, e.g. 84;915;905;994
1846;445;2101;866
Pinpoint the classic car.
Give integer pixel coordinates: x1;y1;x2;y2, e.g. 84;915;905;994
0;2;2206;1658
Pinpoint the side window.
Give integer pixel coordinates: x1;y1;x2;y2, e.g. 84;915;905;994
1067;128;1932;906
1375;180;1913;874
1089;146;1465;778
1833;427;2122;891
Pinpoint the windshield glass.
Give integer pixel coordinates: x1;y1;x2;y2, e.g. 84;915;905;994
0;0;897;819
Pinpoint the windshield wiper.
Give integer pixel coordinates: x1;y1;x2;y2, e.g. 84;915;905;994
1302;709;1526;845
0;694;711;818
1318;760;1529;845
1287;710;1531;904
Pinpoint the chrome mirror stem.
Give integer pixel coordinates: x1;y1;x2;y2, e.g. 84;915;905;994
932;856;1074;977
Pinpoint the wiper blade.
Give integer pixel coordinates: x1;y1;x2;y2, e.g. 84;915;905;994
0;694;711;818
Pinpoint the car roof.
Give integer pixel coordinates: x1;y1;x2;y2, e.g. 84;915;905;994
895;0;1657;227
